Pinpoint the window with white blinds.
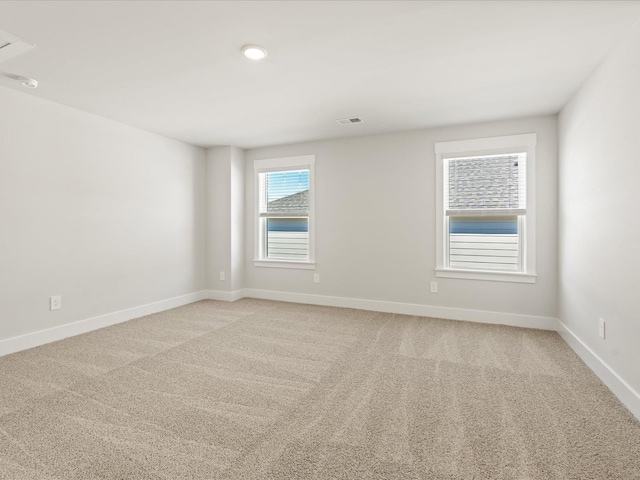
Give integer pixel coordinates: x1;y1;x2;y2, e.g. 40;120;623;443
254;155;315;267
435;133;536;283
445;153;526;272
258;169;310;260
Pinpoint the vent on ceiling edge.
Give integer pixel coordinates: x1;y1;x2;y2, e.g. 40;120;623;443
336;117;364;125
0;29;35;64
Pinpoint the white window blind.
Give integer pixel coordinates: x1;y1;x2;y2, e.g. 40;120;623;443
446;153;526;217
258;169;309;217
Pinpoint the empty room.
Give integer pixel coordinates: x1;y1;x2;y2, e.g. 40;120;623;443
1;1;639;478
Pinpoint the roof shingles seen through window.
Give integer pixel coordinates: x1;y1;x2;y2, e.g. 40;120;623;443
267;190;309;216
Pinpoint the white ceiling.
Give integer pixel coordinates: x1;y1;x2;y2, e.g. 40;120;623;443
1;1;640;149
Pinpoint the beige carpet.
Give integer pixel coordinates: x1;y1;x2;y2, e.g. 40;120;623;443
0;299;639;479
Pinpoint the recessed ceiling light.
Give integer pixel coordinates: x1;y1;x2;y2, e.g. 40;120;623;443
18;76;38;88
241;44;268;61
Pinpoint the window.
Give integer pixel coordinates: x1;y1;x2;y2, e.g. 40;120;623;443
254;155;315;269
435;134;536;283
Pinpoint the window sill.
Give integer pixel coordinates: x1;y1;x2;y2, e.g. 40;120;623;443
435;268;536;284
253;259;316;270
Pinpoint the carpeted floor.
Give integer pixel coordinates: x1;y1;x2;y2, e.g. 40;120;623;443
0;299;639;479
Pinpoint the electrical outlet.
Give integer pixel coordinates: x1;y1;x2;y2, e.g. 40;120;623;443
220;271;225;281
599;318;606;339
313;274;320;284
50;295;61;311
430;281;438;293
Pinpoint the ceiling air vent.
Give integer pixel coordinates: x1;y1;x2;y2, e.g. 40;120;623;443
336;117;364;125
0;29;35;64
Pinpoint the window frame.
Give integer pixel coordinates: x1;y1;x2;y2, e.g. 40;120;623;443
434;134;537;283
253;155;316;270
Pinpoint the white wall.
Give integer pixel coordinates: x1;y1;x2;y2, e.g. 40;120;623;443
206;147;232;291
205;146;245;294
0;87;206;342
559;23;640;401
245;115;558;323
230;147;245;292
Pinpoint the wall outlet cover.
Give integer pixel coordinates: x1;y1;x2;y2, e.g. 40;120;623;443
50;295;62;311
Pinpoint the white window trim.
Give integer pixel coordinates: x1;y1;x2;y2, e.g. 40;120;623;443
434;133;537;283
253;260;316;270
253;155;316;270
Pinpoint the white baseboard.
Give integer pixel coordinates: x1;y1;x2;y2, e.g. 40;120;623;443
242;288;558;331
0;291;208;358
558;321;640;421
204;289;246;302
